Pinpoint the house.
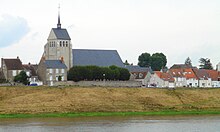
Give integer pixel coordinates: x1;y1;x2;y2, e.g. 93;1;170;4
125;65;153;86
170;64;194;69
193;69;212;88
168;69;187;87
38;58;67;86
1;57;23;81
217;62;220;72
183;68;198;87
0;70;5;83
23;63;42;85
150;71;175;88
72;49;125;68
203;69;220;87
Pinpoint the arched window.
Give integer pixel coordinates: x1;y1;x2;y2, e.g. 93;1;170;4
66;41;68;47
63;41;65;47
60;41;62;47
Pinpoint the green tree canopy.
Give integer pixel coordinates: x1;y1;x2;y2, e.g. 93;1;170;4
68;65;130;82
124;60;130;65
138;53;151;67
14;71;29;85
138;52;167;71
199;58;213;70
185;57;192;66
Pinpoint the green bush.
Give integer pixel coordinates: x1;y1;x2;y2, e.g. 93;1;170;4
13;71;29;85
67;65;130;82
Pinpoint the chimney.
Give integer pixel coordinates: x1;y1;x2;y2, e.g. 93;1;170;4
61;57;64;63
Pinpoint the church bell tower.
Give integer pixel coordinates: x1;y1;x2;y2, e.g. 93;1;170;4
44;5;73;70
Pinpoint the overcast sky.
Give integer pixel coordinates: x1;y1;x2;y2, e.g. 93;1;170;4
0;0;220;68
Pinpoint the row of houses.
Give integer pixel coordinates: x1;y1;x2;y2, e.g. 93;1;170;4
0;56;220;88
0;57;67;86
129;64;220;88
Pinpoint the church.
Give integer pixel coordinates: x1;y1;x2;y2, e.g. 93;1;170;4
43;8;124;70
38;9;125;85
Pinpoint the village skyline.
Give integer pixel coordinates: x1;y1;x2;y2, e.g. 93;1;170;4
0;0;220;67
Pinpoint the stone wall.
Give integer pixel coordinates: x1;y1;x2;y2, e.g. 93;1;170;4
54;80;142;87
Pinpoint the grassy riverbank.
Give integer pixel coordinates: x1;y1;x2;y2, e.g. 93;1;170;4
1;86;220;117
1;110;220;118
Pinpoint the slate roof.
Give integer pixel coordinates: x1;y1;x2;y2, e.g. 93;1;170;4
52;28;71;40
125;65;153;74
44;60;67;69
23;64;37;76
72;49;124;67
3;59;23;70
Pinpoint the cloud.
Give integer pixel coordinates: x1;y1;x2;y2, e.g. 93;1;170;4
0;14;29;48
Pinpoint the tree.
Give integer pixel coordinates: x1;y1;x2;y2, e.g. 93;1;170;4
199;58;213;70
67;65;130;82
152;53;167;68
185;57;192;66
138;52;167;71
138;53;151;67
150;55;163;71
124;60;130;65
14;71;29;85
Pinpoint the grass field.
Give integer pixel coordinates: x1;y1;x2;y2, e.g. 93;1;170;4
0;86;220;117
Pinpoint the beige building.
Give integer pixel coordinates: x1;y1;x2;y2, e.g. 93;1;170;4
38;58;67;86
43;9;73;70
1;57;23;81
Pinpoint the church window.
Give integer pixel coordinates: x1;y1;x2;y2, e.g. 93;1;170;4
63;41;65;47
60;41;62;47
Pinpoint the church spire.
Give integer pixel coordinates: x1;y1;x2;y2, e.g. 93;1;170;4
57;4;61;29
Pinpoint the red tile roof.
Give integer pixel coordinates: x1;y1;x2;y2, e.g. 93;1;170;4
169;69;185;77
183;68;198;79
204;70;218;81
155;71;175;82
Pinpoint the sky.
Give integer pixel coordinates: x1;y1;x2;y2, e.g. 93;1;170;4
0;0;220;68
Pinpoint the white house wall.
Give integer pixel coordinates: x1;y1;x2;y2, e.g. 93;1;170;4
186;79;198;87
174;77;187;87
198;79;212;88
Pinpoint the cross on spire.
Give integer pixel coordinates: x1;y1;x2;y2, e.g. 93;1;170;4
57;4;61;29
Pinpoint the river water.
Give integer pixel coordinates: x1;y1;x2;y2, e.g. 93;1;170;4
0;115;220;132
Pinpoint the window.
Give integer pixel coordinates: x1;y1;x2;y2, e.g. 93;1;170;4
50;76;53;81
12;70;17;76
60;41;62;47
49;69;53;73
56;76;58;81
56;69;59;74
61;69;65;74
139;73;143;78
